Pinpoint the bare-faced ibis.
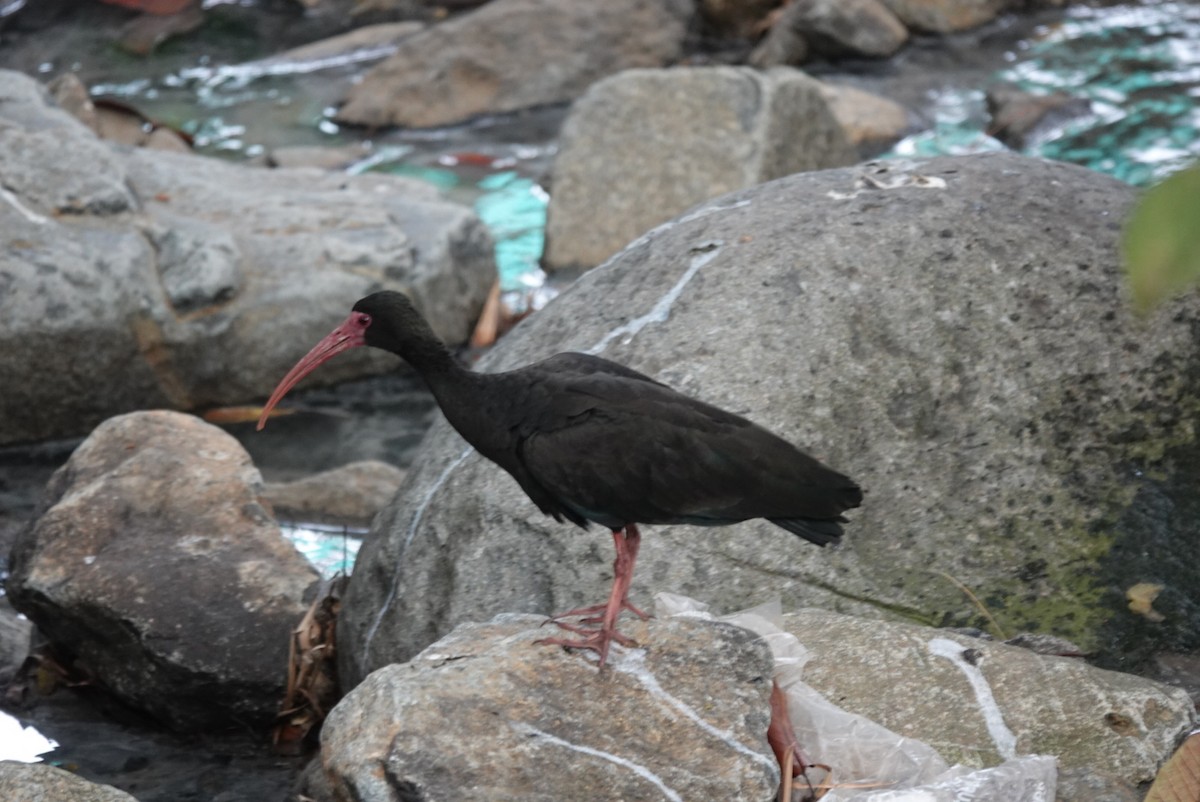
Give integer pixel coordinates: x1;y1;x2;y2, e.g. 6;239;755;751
258;291;862;666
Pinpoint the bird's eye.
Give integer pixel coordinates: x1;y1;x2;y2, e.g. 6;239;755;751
356;313;372;328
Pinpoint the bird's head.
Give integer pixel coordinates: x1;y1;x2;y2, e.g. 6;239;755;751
256;291;431;431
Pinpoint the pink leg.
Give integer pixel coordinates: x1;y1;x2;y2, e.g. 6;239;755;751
767;679;828;801
536;524;646;667
547;527;651;624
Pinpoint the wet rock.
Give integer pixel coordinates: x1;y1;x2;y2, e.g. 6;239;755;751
0;68;495;445
819;82;912;154
251;20;423;67
788;0;908;59
748;11;810;67
48;72;192;153
262;460;407;528
786;609;1195;785
0;596;32;687
699;0;780;39
0;761;137;802
987;82;1092;150
295;757;337;802
46;72;98;131
1145;651;1200;708
339;153;1200;687
0;73;135;215
262;143;373;170
6;410;320;731
335;0;695;128
879;0;1006;33
10;682;305;802
543;66;855;271
320;614;778;801
140;125;189;152
116;4;206;56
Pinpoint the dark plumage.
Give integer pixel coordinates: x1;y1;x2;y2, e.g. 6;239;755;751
259;291;862;666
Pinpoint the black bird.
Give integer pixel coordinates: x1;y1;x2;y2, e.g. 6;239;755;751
258;291;862;666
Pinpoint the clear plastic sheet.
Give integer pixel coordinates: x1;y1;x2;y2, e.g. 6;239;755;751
655;593;1057;802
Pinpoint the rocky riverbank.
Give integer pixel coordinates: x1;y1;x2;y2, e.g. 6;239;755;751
2;1;1198;801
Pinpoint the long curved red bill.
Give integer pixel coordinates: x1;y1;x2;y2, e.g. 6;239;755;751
256;313;368;431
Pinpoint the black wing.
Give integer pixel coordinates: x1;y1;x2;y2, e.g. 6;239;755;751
509;358;860;541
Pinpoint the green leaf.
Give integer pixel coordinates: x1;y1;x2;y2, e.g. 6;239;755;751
1123;162;1200;314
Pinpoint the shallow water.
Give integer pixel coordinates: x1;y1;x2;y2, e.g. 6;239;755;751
1009;1;1200;185
879;2;1200;185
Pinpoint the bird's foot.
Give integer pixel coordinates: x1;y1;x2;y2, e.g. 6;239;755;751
547;597;651;625
534;625;638;668
768;679;831;801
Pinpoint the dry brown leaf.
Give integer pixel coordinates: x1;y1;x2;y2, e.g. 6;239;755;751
272;576;347;753
469;280;503;348
1145;732;1200;802
1127;582;1166;622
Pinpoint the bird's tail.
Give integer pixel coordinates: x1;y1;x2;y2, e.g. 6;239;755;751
768;516;845;547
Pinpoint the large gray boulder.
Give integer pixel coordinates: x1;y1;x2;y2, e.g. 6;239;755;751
335;0;695;129
7;411;319;731
261;459;407;528
0;69;494;445
543;67;856;271
787;609;1195;786
319;614;778;801
338;152;1199;689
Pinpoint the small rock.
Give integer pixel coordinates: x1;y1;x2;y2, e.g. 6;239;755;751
749;13;810;67
879;0;1007;33
46;72;98;132
321;614;779;801
543;66;855;271
6;411;320;731
50;78;192;152
1145;651;1200;708
255;21;423;67
335;0;695;128
116;5;206;56
294;756;337;802
790;0;908;59
262;460;407;528
264;143;372;171
987;82;1092;149
819;82;912;154
0;596;32;687
142;126;190;152
700;0;780;39
0;761;137;802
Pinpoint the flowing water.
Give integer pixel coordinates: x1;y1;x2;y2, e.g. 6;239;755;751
884;1;1200;185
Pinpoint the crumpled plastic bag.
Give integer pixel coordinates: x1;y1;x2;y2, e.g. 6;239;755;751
655;593;1056;802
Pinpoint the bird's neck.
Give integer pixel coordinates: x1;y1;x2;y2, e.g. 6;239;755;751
397;335;459;378
423;367;512;459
